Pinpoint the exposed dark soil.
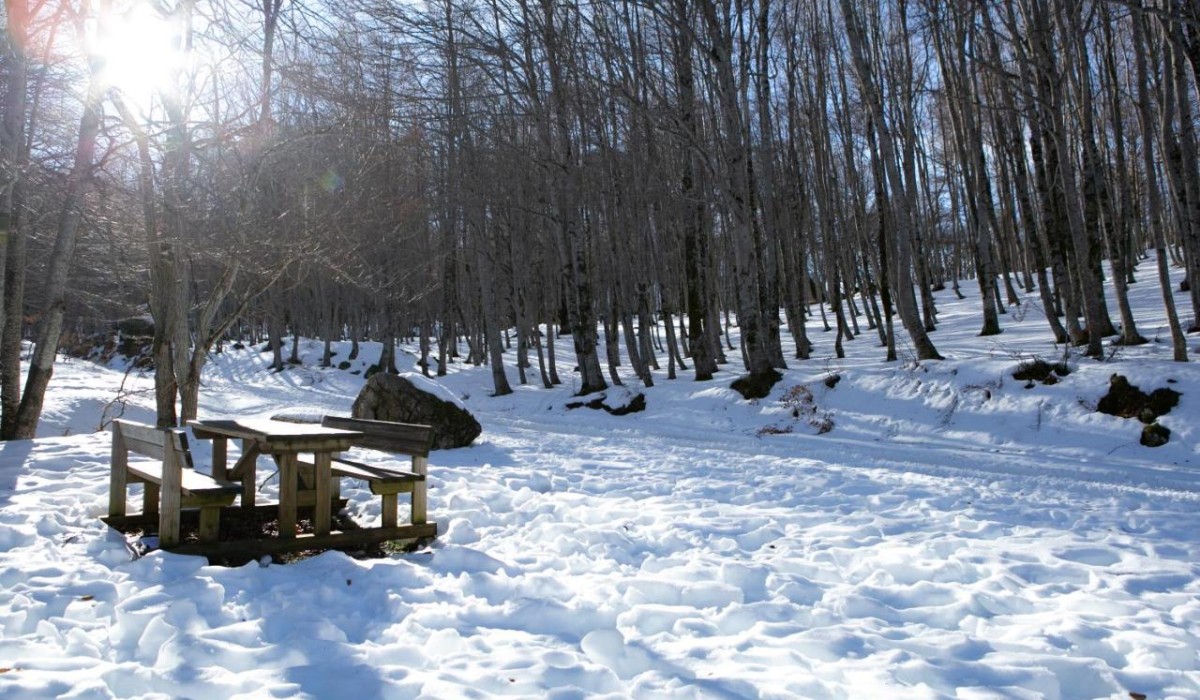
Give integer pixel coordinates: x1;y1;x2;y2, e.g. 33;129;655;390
1097;374;1181;423
1096;374;1181;449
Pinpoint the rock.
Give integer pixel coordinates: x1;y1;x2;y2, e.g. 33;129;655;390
1140;423;1170;448
565;390;646;416
351;372;481;449
731;369;783;400
609;393;647;416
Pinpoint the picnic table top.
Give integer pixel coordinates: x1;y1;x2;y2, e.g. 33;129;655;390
189;418;363;452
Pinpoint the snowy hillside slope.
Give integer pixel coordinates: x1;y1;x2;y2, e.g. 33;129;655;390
2;262;1198;699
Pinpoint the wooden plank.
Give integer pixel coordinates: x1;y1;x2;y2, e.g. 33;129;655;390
381;493;398;528
278;452;297;539
117;420;169;459
330;457;423;483
159;441;183;547
295;490;346;508
173;430;197;471
198;506;221;542
144;483;160;517
323;458;418;496
103;501;349;530
367;481;415;497
254;436;360;454
226;441;261;481
191;418;362;445
237;440;260;508
168;522;438;558
190;419;268;441
412;454;429;525
211;437;228;482
321;416;434;456
109;423;128;517
124;435;167;461
125;462;163;484
125;461;240;496
314;452;332;536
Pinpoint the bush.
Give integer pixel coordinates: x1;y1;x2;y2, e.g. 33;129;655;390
1013;358;1070;383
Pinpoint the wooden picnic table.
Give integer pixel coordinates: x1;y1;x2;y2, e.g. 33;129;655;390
189;418;363;539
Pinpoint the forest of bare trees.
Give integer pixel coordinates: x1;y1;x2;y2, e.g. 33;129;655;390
1;0;1198;432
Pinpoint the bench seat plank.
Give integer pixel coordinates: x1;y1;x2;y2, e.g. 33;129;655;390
126;460;242;497
331;457;423;483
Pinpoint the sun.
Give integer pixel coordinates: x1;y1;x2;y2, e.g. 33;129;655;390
89;2;185;110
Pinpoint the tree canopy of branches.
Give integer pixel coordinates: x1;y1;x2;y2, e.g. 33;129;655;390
1;0;1196;433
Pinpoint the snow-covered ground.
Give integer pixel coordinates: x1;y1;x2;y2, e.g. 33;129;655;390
2;261;1199;699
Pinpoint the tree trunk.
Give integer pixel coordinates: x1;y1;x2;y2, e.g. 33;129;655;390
534;0;606;395
0;0;30;439
839;0;941;361
1135;9;1187;360
11;57;104;438
672;0;718;381
698;0;776;377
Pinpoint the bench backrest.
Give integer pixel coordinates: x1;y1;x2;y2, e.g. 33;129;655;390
112;420;196;470
321;416;433;458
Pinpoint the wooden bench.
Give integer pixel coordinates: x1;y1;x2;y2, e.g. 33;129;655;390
107;420;240;548
319;416;433;529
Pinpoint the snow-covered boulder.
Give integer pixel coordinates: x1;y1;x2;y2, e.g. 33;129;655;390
351;372;481;449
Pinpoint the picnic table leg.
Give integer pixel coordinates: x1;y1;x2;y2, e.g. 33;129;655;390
278;452;298;539
159;444;183;547
381;494;398;528
238;439;259;508
109;426;128;517
198;507;221;542
411;455;429;525
211;436;228;481
144;483;160;518
314;452;332;536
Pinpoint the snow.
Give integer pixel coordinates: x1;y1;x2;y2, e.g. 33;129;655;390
2;262;1200;699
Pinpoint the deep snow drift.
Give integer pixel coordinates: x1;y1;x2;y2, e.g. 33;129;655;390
1;263;1198;699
